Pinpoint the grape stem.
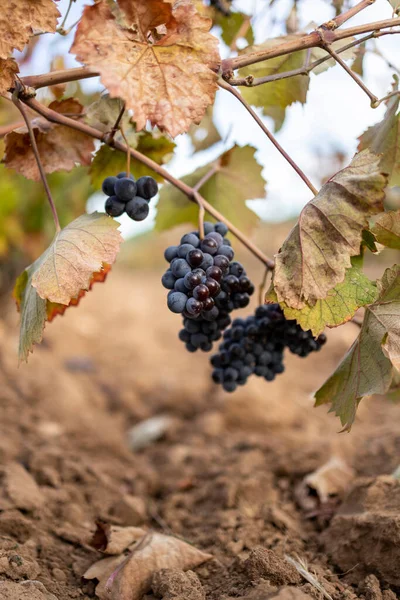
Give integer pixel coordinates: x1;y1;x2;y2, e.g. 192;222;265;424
192;164;220;240
218;79;318;196
119;125;131;176
104;101;126;143
12;94;61;232
23;96;275;269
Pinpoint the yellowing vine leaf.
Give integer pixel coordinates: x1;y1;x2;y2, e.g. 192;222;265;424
0;0;60;59
266;265;378;336
4;99;95;181
371;210;400;249
84;524;211;600
273;150;387;309
358;90;400;187
189;106;221;152
31;212;122;305
389;0;400;15
71;0;220;138
156;145;265;234
215;12;254;47
315;265;400;430
0;58;19;94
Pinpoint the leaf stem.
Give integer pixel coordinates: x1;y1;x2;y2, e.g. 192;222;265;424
119;125;131;175
13;96;61;232
23;97;274;269
58;0;74;33
106;101;126;143
218;79;318;196
323;0;376;29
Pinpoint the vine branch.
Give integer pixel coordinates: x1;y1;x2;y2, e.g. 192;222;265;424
218;79;318;196
23;97;274;269
324;0;375;29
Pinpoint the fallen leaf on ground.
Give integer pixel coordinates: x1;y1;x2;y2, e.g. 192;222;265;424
299;457;355;505
71;0;220;137
0;0;60;59
91;522;147;555
273;150;387;309
4;99;95;181
84;526;212;600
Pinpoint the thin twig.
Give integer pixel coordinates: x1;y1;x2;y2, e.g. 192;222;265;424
119;126;131;175
192;165;219;239
12;96;61;232
106;102;126;143
24;97;274;269
321;43;378;106
375;90;400;107
57;0;74;33
322;0;375;29
218;79;318;196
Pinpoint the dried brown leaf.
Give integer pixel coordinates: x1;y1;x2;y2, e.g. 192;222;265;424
91;522;147;555
4;99;95;181
0;58;19;94
301;457;355;504
85;527;212;600
0;0;60;59
71;0;220;137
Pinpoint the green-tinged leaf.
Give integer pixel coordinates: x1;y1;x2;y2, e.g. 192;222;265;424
362;229;378;253
189;106;221;152
31;212;122;305
389;0;400;14
315;264;400;429
90;133;175;186
358;87;400;186
371;210;400;249
85;95;132;134
215;12;254;47
273;150;387;309
239;37;309;122
266;266;378;336
156;145;265;234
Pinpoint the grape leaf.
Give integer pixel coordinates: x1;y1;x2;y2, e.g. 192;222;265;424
239;38;310;122
189;106;221;152
215;12;254;47
389;0;400;14
266;265;378;336
371;211;400;249
0;58;19;94
156;145;265;234
71;0;220;138
358;90;400;187
4;99;95;181
14;262;112;363
30;212;122;305
85;96;133;134
351;43;365;77
315;265;400;430
90;133;175;187
273;150;387;310
0;0;60;59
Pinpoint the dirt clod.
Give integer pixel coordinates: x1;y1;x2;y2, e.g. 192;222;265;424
0;580;58;600
152;568;205;599
244;547;301;586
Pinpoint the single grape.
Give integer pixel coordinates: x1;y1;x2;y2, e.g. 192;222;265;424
164;246;179;262
214;222;228;236
181;232;200;247
205;278;221;297
222;381;237;393
200;236;219;255
184;271;202;290
213;255;230;273
206;266;222;282
179;329;191;343
178;243;195;258
167;291;188;313
187;249;204;267
230;262;244;277
223;275;240;292
161;270;176;290
105;196;125;217
102;176;118;196
136;176;158;199
202;297;215;311
174;278;187;293
217;245;234;261
193;284;210;301
203;222;215;235
186;297;203;316
200;253;214;271
206;232;224;247
126;197;150;221
114;177;138;202
117;172;135;179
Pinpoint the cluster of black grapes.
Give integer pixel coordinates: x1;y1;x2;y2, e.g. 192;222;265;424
211;304;327;392
102;172;158;221
162;222;255;353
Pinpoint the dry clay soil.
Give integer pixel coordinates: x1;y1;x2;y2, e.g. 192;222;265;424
1;262;400;600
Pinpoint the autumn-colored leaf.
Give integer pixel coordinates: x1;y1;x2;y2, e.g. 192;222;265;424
31;212;122;305
351;43;366;77
358;89;400;187
389;0;400;15
0;58;19;94
71;0;220;138
189;106;222;152
266;265;378;336
0;0;60;59
273;150;387;309
90;133;175;187
371;210;400;249
156;145;265;234
4;99;95;181
85;95;132;135
84;524;211;600
315;265;400;430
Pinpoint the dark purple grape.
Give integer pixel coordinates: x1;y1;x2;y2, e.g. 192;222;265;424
186;297;203;316
102;176;118;196
181;232;200;248
205;278;221;297
115;177;137;202
164;246;179;262
174;278;187;293
167;291;188;313
206;266;222;282
183;271;202;290
214;222;228;236
187;249;204;267
217;245;234;261
136;176;158;199
178;243;195;258
105;196;125;217
206;232;224;247
193;284;210;301
126;197;149;221
161;270;176;290
223;275;240;292
200;253;213;271
200;236;219;255
202;297;215;311
239;276;251;291
213;255;230;273
171;258;191;278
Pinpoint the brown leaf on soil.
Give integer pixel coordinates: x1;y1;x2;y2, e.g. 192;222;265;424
0;0;60;60
4;99;95;181
296;457;355;509
71;0;220;137
0;58;19;94
91;522;147;555
84;526;212;600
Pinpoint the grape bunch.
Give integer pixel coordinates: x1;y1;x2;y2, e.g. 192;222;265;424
162;222;255;353
211;304;327;392
102;172;158;221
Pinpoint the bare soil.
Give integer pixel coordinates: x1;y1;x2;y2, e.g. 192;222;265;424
1;261;400;600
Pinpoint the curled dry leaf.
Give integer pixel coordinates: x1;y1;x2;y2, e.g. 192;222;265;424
273;150;387;309
297;457;355;508
71;0;220;137
0;58;19;94
4;99;95;181
0;0;60;59
91;522;147;555
84;525;212;600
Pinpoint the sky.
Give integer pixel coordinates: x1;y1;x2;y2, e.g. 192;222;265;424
16;0;400;239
